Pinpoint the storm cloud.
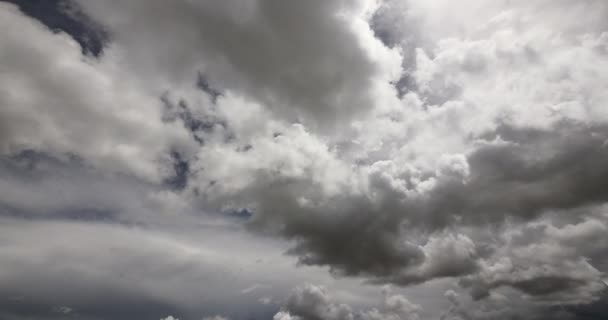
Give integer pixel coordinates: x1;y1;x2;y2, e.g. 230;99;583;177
1;0;608;319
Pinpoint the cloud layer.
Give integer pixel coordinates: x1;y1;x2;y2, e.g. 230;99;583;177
1;0;608;319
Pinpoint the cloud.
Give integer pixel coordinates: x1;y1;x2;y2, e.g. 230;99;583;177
418;122;608;227
462;210;608;304
282;284;354;320
359;288;421;320
0;216;393;320
139;1;608;296
376;233;479;285
0;2;196;182
0;150;171;223
209;1;608;295
74;0;402;131
276;284;420;320
2;0;608;319
0;218;280;319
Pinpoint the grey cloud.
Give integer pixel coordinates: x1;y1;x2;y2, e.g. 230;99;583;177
422;122;608;227
460;211;608;305
75;0;400;131
3;0;608;319
359;289;421;320
185;124;474;285
232;172;447;285
199;122;608;289
26;0;607;297
193;120;608;310
377;234;479;286
0;2;196;182
0;150;160;222
439;289;576;320
283;284;354;320
183;121;608;292
0;219;287;320
429;212;608;319
277;285;420;320
0;217;389;320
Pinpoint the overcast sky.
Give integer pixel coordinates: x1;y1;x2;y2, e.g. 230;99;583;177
1;0;608;319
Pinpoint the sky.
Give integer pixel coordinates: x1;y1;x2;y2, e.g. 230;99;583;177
1;0;608;319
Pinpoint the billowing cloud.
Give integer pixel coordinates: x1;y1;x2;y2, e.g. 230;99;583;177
462;210;608;304
1;0;608;319
74;0;402;131
276;285;421;320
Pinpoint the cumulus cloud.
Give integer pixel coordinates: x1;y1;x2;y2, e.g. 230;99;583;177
417;122;608;227
276;284;420;320
2;0;608;319
74;0;402;131
462;210;608;304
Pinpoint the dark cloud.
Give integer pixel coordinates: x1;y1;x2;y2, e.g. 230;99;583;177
458;211;608;309
172;121;607;297
207;121;608;307
422;122;608;227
